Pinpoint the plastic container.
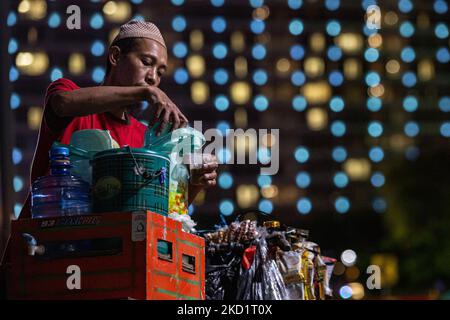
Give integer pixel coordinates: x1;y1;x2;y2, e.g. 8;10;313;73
31;146;92;218
91;147;170;216
143;124;206;215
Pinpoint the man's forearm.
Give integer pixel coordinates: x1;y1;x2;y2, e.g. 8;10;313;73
51;86;150;117
188;184;203;205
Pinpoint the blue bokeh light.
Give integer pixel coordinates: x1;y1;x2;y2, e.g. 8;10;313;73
440;122;450;137
10;93;20;110
290;44;305;60
174;68;189;84
254;95;269;111
92;67;105;83
367;97;382;112
48;12;61;28
329;71;344;87
258;175;272;187
402;72;417;87
50;68;63;82
291;71;306;86
253;69;268;86
399;21;415;37
211;0;225;7
326;20;341;36
335;196;350;213
365;71;381;87
371;172;385;187
258;148;271;164
90;13;104;29
12;148;23;165
436;47;450;63
325;0;340;11
219;199;234;216
373;197;387;213
334;172;349;188
296;172;311;188
369;147;384;162
340;285;353;299
435;23;449;39
332;146;347;162
7;11;17;27
292;95;308;111
438;96;450;112
214;95;230;111
329;96;345;112
259;200;274;214
364;48;379;62
328;45;343;61
216;121;230;136
214;68;229;85
401;47;416;63
297;198;312;215
368;121;383;138
289;19;304;35
250;19;265;34
8;39;18;55
252;44;267;60
91;40;105;57
398;0;413;13
173;42;188;58
404;121;420;137
211;16;227;33
172;15;187;32
213;43;228;59
9;67;19;82
288;0;303;10
403;96;418;112
331;120;346;137
294;146;310;163
434;0;448;14
250;0;264;8
218;172;233;189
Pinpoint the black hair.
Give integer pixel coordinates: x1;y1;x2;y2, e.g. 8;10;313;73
105;37;141;76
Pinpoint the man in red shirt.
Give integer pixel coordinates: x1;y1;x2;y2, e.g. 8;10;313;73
19;20;218;219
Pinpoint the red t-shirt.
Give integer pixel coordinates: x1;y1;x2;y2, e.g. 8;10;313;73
19;78;147;219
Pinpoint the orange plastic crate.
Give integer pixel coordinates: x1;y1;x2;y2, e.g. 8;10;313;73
4;211;205;300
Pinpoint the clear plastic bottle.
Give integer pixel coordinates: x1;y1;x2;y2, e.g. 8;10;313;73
31;146;91;218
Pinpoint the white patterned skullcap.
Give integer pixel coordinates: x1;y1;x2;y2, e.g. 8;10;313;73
112;20;166;49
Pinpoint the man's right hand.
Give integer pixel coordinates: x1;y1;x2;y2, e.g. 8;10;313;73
145;86;188;135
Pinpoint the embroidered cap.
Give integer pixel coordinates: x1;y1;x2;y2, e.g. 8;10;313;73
111;20;166;49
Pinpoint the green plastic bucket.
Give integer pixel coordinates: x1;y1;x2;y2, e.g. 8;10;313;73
92;147;170;215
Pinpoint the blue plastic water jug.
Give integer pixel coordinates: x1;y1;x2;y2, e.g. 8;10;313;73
31;146;91;218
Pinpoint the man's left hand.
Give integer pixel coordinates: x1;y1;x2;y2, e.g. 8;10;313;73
189;155;218;188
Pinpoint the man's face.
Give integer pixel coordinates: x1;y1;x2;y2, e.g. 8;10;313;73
111;38;168;87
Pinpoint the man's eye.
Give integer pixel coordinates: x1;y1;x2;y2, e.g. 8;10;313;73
142;59;152;66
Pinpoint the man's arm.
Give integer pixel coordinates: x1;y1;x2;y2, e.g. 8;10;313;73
49;85;188;133
50;85;150;117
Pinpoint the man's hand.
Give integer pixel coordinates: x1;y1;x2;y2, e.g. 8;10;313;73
146;86;188;135
188;155;219;204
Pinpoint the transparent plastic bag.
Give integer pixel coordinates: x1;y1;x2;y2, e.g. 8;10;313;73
143;125;206;215
236;231;288;300
52;130;118;185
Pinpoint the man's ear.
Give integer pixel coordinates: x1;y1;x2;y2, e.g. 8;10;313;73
108;46;121;68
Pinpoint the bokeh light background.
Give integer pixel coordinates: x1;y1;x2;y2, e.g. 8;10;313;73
2;0;450;299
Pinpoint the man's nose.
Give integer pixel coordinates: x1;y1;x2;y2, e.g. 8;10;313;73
145;69;157;86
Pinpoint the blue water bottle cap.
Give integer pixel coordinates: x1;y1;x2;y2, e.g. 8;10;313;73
50;146;70;157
